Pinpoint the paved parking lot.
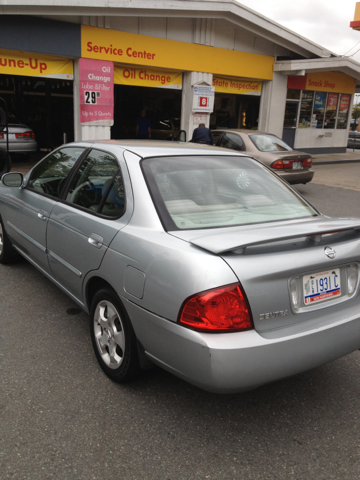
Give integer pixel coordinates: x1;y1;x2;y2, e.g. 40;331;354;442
2;148;360;480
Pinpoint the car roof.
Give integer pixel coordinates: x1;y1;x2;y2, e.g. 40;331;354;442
67;140;249;158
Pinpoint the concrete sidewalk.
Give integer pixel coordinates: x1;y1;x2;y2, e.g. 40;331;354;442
313;149;360;164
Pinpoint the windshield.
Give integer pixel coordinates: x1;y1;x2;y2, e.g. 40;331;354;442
250;134;292;152
142;155;317;231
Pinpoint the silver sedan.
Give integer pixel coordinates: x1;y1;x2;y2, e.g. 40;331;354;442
0;141;359;393
0;113;37;155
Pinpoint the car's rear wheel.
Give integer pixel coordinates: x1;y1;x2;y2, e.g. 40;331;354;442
0;216;19;264
90;288;141;382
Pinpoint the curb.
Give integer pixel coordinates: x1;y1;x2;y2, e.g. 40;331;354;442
313;159;360;165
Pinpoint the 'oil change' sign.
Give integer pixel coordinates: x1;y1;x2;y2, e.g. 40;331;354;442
79;58;114;126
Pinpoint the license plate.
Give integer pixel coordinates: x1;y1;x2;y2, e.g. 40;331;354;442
303;268;341;305
292;161;302;169
3;134;16;140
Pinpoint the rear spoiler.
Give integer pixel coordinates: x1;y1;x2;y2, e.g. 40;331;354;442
189;217;360;254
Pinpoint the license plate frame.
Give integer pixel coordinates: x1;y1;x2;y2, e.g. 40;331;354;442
292;161;302;170
303;268;341;305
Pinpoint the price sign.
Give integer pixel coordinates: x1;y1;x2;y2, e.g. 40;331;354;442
79;58;114;125
84;91;101;104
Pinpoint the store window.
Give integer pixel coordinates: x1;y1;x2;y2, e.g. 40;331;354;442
336;94;351;129
298;91;314;128
286;89;301;100
313;92;326;128
288;89;351;130
324;93;339;129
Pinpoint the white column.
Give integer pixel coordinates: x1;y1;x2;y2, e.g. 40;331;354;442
181;71;213;141
258;71;288;137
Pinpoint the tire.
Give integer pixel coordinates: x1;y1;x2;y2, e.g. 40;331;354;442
0;216;19;264
90;288;141;382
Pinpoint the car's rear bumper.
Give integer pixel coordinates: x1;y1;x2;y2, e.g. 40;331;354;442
125;299;360;393
278;168;314;185
0;140;37;154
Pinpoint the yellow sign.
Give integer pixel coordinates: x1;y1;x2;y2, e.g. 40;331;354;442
305;72;355;95
213;76;262;95
81;25;274;81
114;65;182;89
0;49;73;79
350;2;360;29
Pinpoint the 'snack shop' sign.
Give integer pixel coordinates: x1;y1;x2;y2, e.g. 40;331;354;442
79;58;114;126
287;72;356;95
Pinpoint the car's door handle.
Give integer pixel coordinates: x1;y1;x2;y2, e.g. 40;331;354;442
38;210;48;221
88;234;103;248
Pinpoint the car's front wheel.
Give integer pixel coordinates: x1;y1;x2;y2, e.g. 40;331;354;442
90;288;141;382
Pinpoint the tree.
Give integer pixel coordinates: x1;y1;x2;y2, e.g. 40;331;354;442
351;104;360;130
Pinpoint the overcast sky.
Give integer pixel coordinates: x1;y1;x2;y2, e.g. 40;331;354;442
237;0;360;62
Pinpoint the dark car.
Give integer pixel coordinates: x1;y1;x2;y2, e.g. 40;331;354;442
151;118;180;140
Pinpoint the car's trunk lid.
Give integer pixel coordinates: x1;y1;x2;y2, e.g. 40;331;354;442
174;216;360;255
170;216;360;334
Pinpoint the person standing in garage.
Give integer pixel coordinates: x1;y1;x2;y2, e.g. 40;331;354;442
190;123;213;145
136;110;151;139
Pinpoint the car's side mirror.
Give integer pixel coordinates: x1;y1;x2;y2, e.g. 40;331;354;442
1;172;24;187
175;130;186;142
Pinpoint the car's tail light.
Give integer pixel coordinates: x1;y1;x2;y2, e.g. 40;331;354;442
179;283;253;332
271;158;313;170
15;131;35;139
0;133;3;139
271;160;292;170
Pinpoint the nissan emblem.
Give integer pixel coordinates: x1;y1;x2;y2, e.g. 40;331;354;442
324;246;336;259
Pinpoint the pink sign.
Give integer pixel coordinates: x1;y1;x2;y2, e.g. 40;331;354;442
326;93;338;111
79;58;114;125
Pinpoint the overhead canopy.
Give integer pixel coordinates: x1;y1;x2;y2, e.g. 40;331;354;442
274;57;360;81
0;0;338;59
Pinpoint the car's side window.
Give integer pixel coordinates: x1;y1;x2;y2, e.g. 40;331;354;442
219;133;245;151
27;147;85;197
65;149;125;218
212;132;222;145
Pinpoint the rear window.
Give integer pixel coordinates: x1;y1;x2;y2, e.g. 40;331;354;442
142;155;317;230
250;134;292;152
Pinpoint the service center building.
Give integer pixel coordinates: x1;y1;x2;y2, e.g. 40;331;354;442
1;0;360;154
